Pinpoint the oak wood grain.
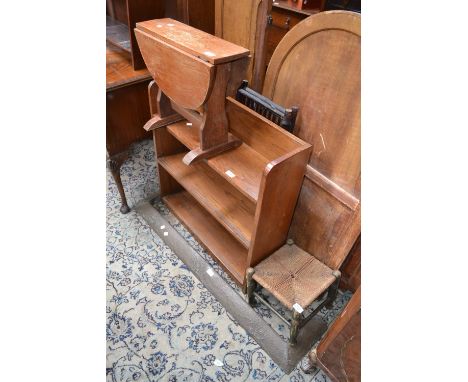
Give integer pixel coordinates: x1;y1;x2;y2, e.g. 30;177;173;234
177;0;215;34
200;62;231;148
167;120;200;148
305;164;359;211
182;135;242;165
106;39;152;213
126;0;166;69
263;11;361;270
158;152;256;248
339;236;360;292
136;20;249;152
248;146;311;266
106;43;151;91
143;114;185;131
153;126;187;159
152;127;188;198
315;286;361;382
109;0;128;23
215;0;271;90
266;4;312;65
167;120;269;202
158;162;185;198
226;97;306;161
136;18;249;64
164;191;248;283
135;29;215;109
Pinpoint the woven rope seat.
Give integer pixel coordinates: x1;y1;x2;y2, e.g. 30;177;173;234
252;241;336;311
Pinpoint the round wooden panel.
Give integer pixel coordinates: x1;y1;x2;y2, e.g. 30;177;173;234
263;11;361;197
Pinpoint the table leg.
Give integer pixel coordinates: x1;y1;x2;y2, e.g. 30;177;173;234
107;151;130;214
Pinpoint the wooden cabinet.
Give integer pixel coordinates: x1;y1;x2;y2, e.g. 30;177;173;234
106;45;153;137
174;0;215;34
106;0;214;70
265;1;361;69
286;0;323;11
323;0;361;12
308;286;361;381
106;0;165;70
106;43;153;213
266;1;319;64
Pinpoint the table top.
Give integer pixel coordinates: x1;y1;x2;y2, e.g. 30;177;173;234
106;43;151;91
136;18;249;65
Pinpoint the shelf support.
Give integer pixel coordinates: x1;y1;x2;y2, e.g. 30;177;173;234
182;135;242;165
144;81;184;131
170;92;243;165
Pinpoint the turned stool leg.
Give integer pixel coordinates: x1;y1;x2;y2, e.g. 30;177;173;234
325;270;341;309
107;153;130;214
290;309;302;346
245;267;256;305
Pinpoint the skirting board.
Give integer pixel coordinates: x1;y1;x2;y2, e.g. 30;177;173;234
135;197;327;373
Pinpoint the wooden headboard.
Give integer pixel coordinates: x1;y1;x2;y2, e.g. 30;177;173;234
263;11;361;270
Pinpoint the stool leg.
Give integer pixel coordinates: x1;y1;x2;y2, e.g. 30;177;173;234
325;270;341;309
302;348;318;374
290;309;302;346
245;267;256;305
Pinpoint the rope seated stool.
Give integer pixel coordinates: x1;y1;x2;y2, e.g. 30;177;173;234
245;239;341;345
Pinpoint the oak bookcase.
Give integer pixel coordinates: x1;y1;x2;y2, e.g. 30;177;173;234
135;18;311;287
153;97;311;286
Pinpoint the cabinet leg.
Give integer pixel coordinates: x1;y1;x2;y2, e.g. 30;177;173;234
108;152;130;214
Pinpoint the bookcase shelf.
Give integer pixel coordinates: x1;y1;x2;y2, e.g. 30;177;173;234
106;0;165;70
158;152;255;248
167;121;268;203
106;16;131;52
164;191;248;284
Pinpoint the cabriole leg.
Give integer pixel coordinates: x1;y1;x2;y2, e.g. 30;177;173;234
108;152;130;214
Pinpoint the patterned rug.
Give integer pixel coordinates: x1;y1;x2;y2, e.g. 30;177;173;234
106;139;352;382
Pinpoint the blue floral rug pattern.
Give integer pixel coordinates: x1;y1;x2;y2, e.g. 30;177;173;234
106;140;351;382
